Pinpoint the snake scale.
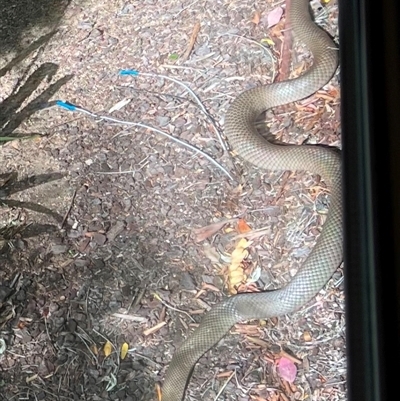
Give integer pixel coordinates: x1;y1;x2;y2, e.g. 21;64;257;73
162;0;342;400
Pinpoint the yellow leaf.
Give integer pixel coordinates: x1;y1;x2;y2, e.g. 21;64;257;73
261;37;275;46
103;340;112;357
153;293;162;302
227;239;252;294
231;238;251;264
120;342;129;360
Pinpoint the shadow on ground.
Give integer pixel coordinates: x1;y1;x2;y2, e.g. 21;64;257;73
0;0;167;401
0;228;162;401
0;59;73;137
0;0;71;55
0;1;73;249
0;0;85;138
0;171;68;254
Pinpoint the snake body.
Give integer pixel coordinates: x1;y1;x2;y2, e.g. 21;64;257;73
163;1;342;400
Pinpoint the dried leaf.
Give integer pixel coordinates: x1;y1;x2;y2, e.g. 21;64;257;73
120;342;129;360
108;98;131;113
42;306;50;318
267;7;283;28
91;344;98;355
92;232;107;245
216;370;235;379
249;396;269;401
78;237;90;253
277;357;297;383
236;281;260;293
231;184;243;195
202;243;220;264
231;238;251;264
156;383;162;401
17;321;27;329
237;218;252;233
227;239;252;293
252;11;261;25
26;374;38;383
235;324;260;336
279;349;302;364
303;330;312;342
103;340;112;357
246;336;269;348
228;271;244;294
85;231;107;245
192;219;236;242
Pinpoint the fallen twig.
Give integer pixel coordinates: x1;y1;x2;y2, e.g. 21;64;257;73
60;188;76;229
143;321;166;336
181;21;201;62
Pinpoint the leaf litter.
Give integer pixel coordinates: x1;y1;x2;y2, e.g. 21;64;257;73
0;0;344;400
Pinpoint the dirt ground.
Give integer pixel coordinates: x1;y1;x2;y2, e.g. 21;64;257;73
0;1;345;400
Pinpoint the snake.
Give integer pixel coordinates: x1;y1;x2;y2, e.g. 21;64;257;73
162;0;342;400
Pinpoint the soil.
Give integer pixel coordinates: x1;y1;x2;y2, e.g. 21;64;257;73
0;1;345;401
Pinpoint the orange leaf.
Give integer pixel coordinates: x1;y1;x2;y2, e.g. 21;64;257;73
17;321;26;329
252;11;261;25
237;218;252;233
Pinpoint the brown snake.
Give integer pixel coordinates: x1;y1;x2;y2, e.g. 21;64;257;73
162;0;342;400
